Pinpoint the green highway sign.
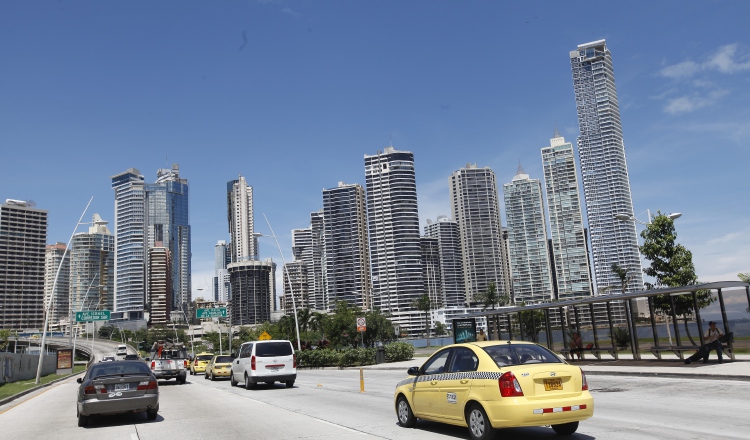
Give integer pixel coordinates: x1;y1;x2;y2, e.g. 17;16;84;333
196;308;227;319
75;310;111;322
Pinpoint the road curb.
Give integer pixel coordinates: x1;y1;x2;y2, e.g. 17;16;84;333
584;370;750;382
0;371;85;407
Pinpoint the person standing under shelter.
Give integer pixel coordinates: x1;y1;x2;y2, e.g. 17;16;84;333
476;328;487;341
703;321;724;364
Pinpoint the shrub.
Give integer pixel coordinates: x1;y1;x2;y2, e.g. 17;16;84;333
385;341;414;362
612;327;630;349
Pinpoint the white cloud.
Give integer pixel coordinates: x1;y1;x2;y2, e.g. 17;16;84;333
663;89;728;114
281;7;300;19
659;60;700;78
687;227;750;283
705;44;750;74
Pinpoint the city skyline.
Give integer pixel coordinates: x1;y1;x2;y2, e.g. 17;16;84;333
2;2;748;304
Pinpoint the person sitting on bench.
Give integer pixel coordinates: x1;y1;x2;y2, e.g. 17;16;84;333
569;333;583;360
704;321;724;364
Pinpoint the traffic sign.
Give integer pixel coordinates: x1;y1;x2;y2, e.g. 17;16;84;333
196;308;227;319
356;317;366;332
258;331;272;341
75;310;111;322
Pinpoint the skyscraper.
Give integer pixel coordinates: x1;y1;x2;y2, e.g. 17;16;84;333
291;227;313;309
282;260;307;314
424;216;465;308
364;147;423;333
541;132;593;300
0;199;48;330
228;259;275;325
322;182;371;310
145;164;191;315
70;214;115;318
420;236;443;307
503;165;554;303
44;242;70;329
111;168;146;319
147;246;171;325
213;240;230;302
570;39;643;293
449;164;511;303
227;175;256;263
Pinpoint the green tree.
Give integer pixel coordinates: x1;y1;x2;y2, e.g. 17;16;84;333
310;311;330;341
412;294;432;347
518;305;545;342
739;273;750;313
640;212;714;345
0;329;11;351
297;308;312;342
610;263;634;295
362;309;397;347
473;281;509;339
434;321;447;337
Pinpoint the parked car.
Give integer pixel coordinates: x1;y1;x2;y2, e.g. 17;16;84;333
204;355;234;380
189;352;215;375
393;341;594;440
76;360;159;427
230;340;296;389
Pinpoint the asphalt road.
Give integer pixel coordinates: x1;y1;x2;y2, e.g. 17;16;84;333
1;368;748;439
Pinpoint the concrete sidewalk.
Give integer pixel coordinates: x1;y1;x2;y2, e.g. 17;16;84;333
359;353;750;381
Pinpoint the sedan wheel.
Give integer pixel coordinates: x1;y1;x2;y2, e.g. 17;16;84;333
552;421;579;436
396;395;416;428
147;409;158;421
77;410;89;427
467;404;496;440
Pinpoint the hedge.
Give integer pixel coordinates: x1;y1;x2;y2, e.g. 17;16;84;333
296;341;414;368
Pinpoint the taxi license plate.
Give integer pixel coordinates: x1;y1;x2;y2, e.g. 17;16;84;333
544;379;562;391
114;383;129;392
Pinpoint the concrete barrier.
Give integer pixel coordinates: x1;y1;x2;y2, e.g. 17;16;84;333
0;353;57;384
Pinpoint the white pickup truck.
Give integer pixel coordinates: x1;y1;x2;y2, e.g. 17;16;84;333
148;341;188;384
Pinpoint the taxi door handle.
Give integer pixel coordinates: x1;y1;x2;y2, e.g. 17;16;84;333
431;380;438;385
460;380;469;384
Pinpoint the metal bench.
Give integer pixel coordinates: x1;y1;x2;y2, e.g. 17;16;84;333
650;344;733;361
561;346;619;361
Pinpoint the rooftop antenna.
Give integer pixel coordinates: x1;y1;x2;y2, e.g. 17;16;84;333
389;133;393;148
553;120;561;138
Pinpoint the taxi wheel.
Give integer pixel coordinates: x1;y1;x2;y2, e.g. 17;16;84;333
210;372;216;381
551;421;579;436
466;404;496;440
396;395;416;428
204;371;208;379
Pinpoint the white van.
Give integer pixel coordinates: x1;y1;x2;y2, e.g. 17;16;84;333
230;340;296;389
116;344;128;356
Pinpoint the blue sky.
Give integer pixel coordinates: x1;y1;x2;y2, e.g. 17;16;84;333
2;1;749;305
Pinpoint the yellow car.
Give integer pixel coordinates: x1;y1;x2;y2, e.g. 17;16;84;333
204;355;234;381
189;352;215;375
394;341;594;440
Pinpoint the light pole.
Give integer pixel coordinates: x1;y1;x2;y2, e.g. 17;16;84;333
615;210;683;345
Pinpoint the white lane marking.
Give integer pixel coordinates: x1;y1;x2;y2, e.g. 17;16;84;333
315;418;362;434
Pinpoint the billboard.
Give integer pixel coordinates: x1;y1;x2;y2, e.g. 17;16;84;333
452;318;477;344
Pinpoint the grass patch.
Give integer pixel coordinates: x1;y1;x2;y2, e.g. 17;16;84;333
0;365;86;400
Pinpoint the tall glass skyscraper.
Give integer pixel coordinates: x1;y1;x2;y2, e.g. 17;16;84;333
541;132;593;300
70;214;115;319
145;164;191;315
111;168;146;318
213;240;230;302
227;175;256;263
570;40;643;293
45;242;70;329
424;216;465;308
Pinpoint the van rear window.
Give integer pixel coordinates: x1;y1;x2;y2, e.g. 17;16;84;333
255;342;293;357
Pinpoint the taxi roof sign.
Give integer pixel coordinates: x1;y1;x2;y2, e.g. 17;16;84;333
258;331;272;340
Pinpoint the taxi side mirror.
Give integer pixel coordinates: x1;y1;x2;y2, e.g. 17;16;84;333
407;366;420;376
76;377;83;384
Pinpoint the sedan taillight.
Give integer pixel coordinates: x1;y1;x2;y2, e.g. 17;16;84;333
84;384;106;395
499;371;524;397
137;380;158;391
580;368;589;391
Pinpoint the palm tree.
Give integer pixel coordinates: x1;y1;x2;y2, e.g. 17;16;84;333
297;308;312;342
309;311;328;341
412;294;432;347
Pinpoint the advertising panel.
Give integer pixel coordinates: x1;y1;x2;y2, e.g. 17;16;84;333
452;318;477;344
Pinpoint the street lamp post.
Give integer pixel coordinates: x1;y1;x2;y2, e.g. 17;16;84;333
615;210;683;346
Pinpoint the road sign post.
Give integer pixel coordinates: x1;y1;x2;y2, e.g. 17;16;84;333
75;310;111;322
196;308;227;319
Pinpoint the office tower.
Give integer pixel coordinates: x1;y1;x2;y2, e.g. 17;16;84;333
227;175;256;263
291;227;313;309
541;131;593;300
111;168;146;318
322;182;371;310
147;246;171;325
424;216;465;308
420;236;443;307
282;261;308;314
364;147;423;333
70;214;115;319
44;242;70;329
449;164;511;303
145;164;191;314
0;199;48;330
228;259;275;325
213;240;230;302
503;165;554;303
570;40;643;293
309;211;325;309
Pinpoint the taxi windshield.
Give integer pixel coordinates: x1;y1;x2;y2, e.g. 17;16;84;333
482;344;563;367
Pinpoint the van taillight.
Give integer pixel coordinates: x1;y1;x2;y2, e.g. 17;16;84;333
251;355;256;371
580;368;589;391
184;359;188;368
151;361;155;370
499;371;524;397
293;353;296;369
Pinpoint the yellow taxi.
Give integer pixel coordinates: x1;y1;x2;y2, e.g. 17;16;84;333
204;355;234;381
189;352;215;375
394;341;593;440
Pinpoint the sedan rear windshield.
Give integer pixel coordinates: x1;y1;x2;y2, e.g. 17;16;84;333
255;342;293;357
89;362;152;378
215;356;233;363
196;355;213;361
482;344;563;367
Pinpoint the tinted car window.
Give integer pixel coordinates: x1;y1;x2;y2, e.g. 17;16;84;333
255;342;293;357
483;344;562;367
197;355;213;361
449;348;478;373
215;356;233;363
89;361;151;378
422;349;452;375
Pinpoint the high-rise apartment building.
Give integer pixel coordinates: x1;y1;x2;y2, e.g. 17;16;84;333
364;147;423;333
449;164;511;303
213;240;230;302
503;166;554;303
541;132;593;300
147;246;171;325
70;214;115;317
291;227;313;309
0;199;48;330
308;211;325;309
145;164;191;313
322;182;371;310
282;260;307;314
420;236;443;307
111;168;146;319
227;175;256;263
424;216;465;308
570;39;643;293
228;259;275;325
44;242;70;329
